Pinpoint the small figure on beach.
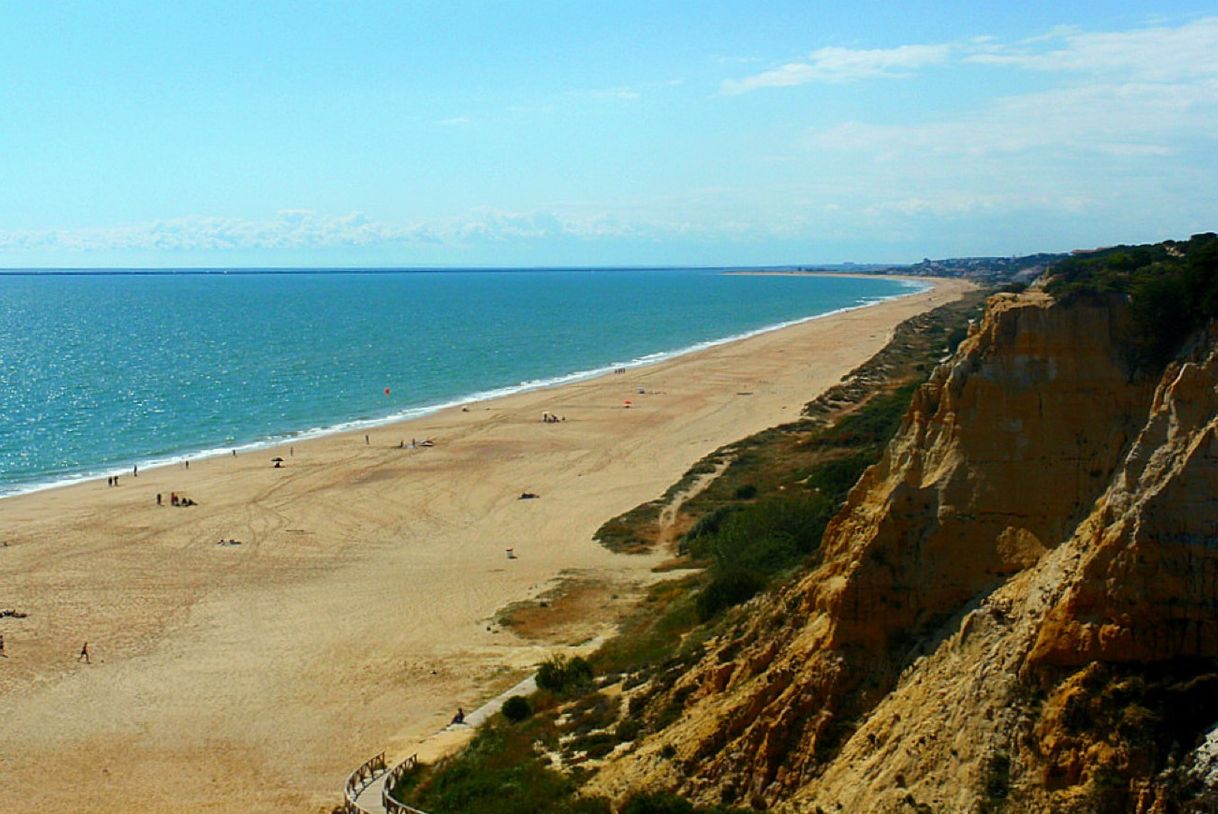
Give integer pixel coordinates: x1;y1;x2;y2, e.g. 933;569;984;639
114;475;119;486
0;633;7;657
133;464;138;477
365;434;369;445
506;548;517;559
232;449;237;457
106;476;112;487
77;642;90;664
411;438;416;448
185;460;189;470
451;707;465;725
290;446;294;457
171;492;178;506
156;493;162;506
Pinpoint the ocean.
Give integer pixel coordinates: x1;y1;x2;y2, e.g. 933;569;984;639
0;269;921;497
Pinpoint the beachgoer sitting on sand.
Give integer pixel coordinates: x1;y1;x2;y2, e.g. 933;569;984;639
451;707;465;725
519;492;539;500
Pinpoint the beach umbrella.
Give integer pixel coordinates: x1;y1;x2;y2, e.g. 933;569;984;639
270;456;285;462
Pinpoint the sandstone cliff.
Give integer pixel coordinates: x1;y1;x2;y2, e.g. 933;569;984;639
589;289;1218;812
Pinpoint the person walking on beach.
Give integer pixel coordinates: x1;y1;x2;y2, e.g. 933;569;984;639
185;460;189;470
77;642;90;664
0;633;7;657
133;464;138;478
365;434;369;445
156;493;162;506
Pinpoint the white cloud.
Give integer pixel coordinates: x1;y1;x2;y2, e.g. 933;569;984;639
722;17;1218;93
966;17;1218;81
721;43;953;93
567;87;642;101
0;209;679;254
739;16;1218;233
807;78;1218;160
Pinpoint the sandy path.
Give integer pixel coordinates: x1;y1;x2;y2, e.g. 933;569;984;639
0;277;970;812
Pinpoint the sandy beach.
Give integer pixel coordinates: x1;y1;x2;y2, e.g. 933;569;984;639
0;277;969;813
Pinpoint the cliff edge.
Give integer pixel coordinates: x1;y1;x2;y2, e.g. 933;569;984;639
589;280;1218;812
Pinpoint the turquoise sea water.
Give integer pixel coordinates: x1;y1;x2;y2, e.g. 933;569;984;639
0;269;919;497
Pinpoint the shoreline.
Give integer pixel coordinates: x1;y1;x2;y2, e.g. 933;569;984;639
0;276;929;502
0;277;971;813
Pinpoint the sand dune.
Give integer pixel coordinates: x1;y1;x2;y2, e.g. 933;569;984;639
0;277;970;812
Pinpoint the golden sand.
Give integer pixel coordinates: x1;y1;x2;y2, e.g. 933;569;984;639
0;277;970;812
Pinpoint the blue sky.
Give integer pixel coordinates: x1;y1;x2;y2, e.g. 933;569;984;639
1;1;1215;267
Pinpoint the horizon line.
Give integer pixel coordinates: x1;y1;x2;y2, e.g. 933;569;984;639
0;262;906;276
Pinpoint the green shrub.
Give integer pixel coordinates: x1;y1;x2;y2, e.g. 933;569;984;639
536;657;565;691
733;483;758;500
622;792;695;814
615;717;642;742
536;654;595;694
804;454;870;502
408;721;612;814
684;505;738;543
815;382;918;448
501;695;531;722
696;569;765;621
689;495;832;574
621;791;752;814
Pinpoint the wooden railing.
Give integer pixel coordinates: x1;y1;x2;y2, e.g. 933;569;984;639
382;753;430;814
341;751;387;814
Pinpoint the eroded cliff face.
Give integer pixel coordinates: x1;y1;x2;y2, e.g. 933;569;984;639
589;292;1218;812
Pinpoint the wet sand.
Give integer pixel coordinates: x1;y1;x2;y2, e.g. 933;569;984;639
0;277;970;812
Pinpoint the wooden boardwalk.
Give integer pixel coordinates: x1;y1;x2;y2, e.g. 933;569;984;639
344;674;539;813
